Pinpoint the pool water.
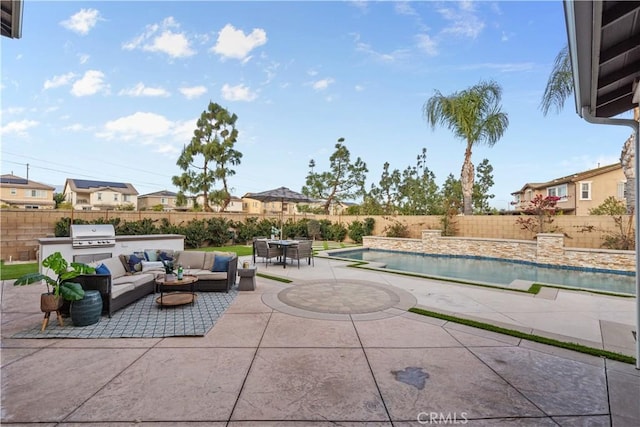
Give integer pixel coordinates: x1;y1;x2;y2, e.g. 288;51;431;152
330;248;636;295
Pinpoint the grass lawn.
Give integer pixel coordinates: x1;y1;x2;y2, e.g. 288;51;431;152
0;262;38;280
194;245;253;256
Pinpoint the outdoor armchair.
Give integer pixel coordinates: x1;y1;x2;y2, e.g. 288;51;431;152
255;239;283;267
288;240;314;268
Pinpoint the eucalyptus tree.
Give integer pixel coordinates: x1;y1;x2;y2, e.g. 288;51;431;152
423;80;508;215
172;102;242;212
397;148;441;215
302;137;368;214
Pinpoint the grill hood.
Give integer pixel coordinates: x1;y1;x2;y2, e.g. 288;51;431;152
70;224;116;248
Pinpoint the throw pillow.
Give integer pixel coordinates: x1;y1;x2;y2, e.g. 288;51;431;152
141;260;164;272
158;250;175;262
144;250;159;262
211;255;232;272
95;263;110;275
126;253;145;273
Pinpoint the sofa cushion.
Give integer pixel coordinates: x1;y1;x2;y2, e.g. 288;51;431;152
112;273;154;287
111;283;135;299
102;257;128;279
203;252;215;271
212;254;233;272
176;251;206;270
193;271;228;281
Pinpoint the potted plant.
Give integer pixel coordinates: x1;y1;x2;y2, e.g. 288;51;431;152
14;251;95;313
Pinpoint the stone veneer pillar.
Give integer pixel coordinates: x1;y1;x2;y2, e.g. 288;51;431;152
536;233;564;265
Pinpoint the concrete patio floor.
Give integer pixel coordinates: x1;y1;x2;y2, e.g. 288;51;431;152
1;254;639;425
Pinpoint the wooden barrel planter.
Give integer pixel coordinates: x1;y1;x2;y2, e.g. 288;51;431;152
70;290;102;326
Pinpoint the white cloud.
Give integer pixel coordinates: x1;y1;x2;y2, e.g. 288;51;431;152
416;34;438;56
312;78;335;91
118;83;170;97
353;33;409;63
97;112;173;141
123;17;195;59
0;119;39;136
60;9;101;35
212;24;267;61
171;118;198;142
43;72;76;90
395;2;417;16
221;83;258;102
307;69;318;77
2;107;26;115
63;123;92;132
78;54;90;64
179;85;207;99
355;85;365;92
438;4;485;39
349;0;368;12
71;70;108;97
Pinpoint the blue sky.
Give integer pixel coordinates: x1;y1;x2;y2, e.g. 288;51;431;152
1;1;634;210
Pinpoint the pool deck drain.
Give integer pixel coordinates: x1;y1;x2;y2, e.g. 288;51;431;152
263;279;417;321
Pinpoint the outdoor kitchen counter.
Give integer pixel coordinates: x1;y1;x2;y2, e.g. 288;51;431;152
38;234;185;268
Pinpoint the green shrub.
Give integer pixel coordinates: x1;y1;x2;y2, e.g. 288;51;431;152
385;220;409;238
348;220;365;243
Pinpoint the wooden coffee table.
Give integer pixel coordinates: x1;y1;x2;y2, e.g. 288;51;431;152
155;275;198;308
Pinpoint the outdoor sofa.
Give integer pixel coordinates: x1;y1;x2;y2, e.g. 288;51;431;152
76;250;238;317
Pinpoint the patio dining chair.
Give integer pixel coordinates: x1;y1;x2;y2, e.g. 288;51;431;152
288;239;314;268
255;239;282;267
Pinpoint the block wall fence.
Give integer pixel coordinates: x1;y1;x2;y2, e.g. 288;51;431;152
0;209;634;262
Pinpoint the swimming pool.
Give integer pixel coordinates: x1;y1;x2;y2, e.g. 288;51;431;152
329;248;636;295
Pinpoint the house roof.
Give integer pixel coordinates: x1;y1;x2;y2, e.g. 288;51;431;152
1;0;23;39
0;174;54;190
565;1;640;118
139;190;178;198
65;178;139;195
511;163;621;195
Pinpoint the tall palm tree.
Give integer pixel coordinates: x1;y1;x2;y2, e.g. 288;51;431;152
540;46;573;116
423;80;509;215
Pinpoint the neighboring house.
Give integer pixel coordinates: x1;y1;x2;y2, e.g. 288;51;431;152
241;194;301;216
137;190;178;211
189;194;243;212
64;179;138;210
306;199;357;215
511;163;626;215
0;174;55;209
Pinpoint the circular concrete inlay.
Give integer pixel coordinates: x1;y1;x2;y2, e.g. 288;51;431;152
277;280;409;315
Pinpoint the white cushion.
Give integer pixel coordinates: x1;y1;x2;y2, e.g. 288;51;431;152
141;261;164;272
101;257;127;278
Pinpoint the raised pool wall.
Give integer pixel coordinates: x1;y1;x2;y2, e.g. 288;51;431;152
363;230;635;272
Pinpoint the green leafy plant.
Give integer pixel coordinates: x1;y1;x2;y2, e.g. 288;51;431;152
515;194;564;237
585;197;635;250
13;252;94;301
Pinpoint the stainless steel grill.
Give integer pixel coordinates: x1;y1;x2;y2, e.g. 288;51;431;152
70;224;116;248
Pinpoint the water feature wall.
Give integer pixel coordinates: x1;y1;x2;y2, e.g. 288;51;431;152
363;230;635;272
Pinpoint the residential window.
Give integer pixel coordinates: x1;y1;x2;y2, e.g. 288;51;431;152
114;194;119;201
617;182;626;200
526;190;532;201
97;193;102;201
547;184;568;200
161;197;167;205
25;205;39;209
26;190;46;198
10;188;16;195
579;182;591;200
123;195;130;202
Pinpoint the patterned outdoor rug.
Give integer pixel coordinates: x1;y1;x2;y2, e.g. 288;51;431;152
12;289;238;339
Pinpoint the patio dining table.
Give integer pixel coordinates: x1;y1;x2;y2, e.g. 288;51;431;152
268;240;299;268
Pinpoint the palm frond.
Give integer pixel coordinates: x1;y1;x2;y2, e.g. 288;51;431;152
540;46;574;116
